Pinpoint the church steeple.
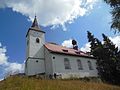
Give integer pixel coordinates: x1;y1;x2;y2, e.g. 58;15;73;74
26;16;45;37
25;17;45;75
31;16;40;30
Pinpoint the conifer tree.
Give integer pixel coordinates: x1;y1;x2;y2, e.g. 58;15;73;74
87;31;120;85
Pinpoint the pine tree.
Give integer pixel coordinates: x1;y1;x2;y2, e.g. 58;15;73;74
87;31;120;85
102;34;116;83
87;31;104;81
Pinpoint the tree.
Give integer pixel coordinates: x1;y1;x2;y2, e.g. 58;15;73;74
102;34;118;83
87;31;120;85
87;31;106;82
104;0;120;33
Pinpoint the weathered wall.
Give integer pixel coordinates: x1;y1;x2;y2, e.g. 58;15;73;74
25;30;45;75
26;58;45;75
44;48;53;75
51;53;98;78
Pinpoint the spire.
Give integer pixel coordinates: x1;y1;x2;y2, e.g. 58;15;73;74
28;15;45;34
26;15;45;37
31;16;39;29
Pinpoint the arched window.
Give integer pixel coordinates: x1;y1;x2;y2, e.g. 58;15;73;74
88;61;93;70
77;59;83;70
64;58;71;69
36;38;39;43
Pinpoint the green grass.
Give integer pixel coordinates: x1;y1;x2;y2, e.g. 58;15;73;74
0;76;120;90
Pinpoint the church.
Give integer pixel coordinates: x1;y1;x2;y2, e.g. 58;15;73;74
25;16;98;79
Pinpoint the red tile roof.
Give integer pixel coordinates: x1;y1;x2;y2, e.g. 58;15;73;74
44;43;94;59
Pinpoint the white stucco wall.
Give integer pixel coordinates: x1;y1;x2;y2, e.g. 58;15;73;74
28;30;45;58
25;30;45;75
26;58;45;75
44;48;53;75
51;53;98;78
26;35;29;59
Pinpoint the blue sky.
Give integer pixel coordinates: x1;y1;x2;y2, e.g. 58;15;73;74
0;0;120;80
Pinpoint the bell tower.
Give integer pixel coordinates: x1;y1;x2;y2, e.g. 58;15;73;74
25;16;45;75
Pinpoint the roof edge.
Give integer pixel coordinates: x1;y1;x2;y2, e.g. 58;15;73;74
26;28;45;37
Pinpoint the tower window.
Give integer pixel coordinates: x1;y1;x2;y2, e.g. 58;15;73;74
36;38;39;43
27;40;29;45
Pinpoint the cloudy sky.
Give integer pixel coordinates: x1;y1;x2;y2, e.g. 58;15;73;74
0;0;120;80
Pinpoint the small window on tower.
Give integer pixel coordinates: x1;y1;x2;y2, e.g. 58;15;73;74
27;40;29;45
36;38;39;43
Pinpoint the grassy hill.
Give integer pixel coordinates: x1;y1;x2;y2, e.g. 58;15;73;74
0;76;120;90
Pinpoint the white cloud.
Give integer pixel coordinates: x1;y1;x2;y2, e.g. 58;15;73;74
0;44;7;65
0;0;6;8
80;42;91;52
0;43;24;79
62;39;73;48
0;78;4;81
109;36;120;50
0;0;97;31
4;62;24;75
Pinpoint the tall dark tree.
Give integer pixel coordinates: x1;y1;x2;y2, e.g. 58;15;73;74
87;31;106;82
102;34;117;83
87;31;120;85
87;31;101;53
104;0;120;33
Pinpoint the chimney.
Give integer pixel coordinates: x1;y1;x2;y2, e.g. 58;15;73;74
72;39;78;50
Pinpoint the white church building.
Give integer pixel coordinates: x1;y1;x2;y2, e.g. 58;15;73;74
25;16;98;78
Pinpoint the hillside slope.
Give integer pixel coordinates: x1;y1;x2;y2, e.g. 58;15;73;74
0;76;120;90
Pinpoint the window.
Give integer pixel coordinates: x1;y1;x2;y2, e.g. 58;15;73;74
64;58;71;69
62;49;68;52
75;51;80;54
53;57;55;59
36;38;39;43
77;59;83;70
27;40;29;45
88;61;93;70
